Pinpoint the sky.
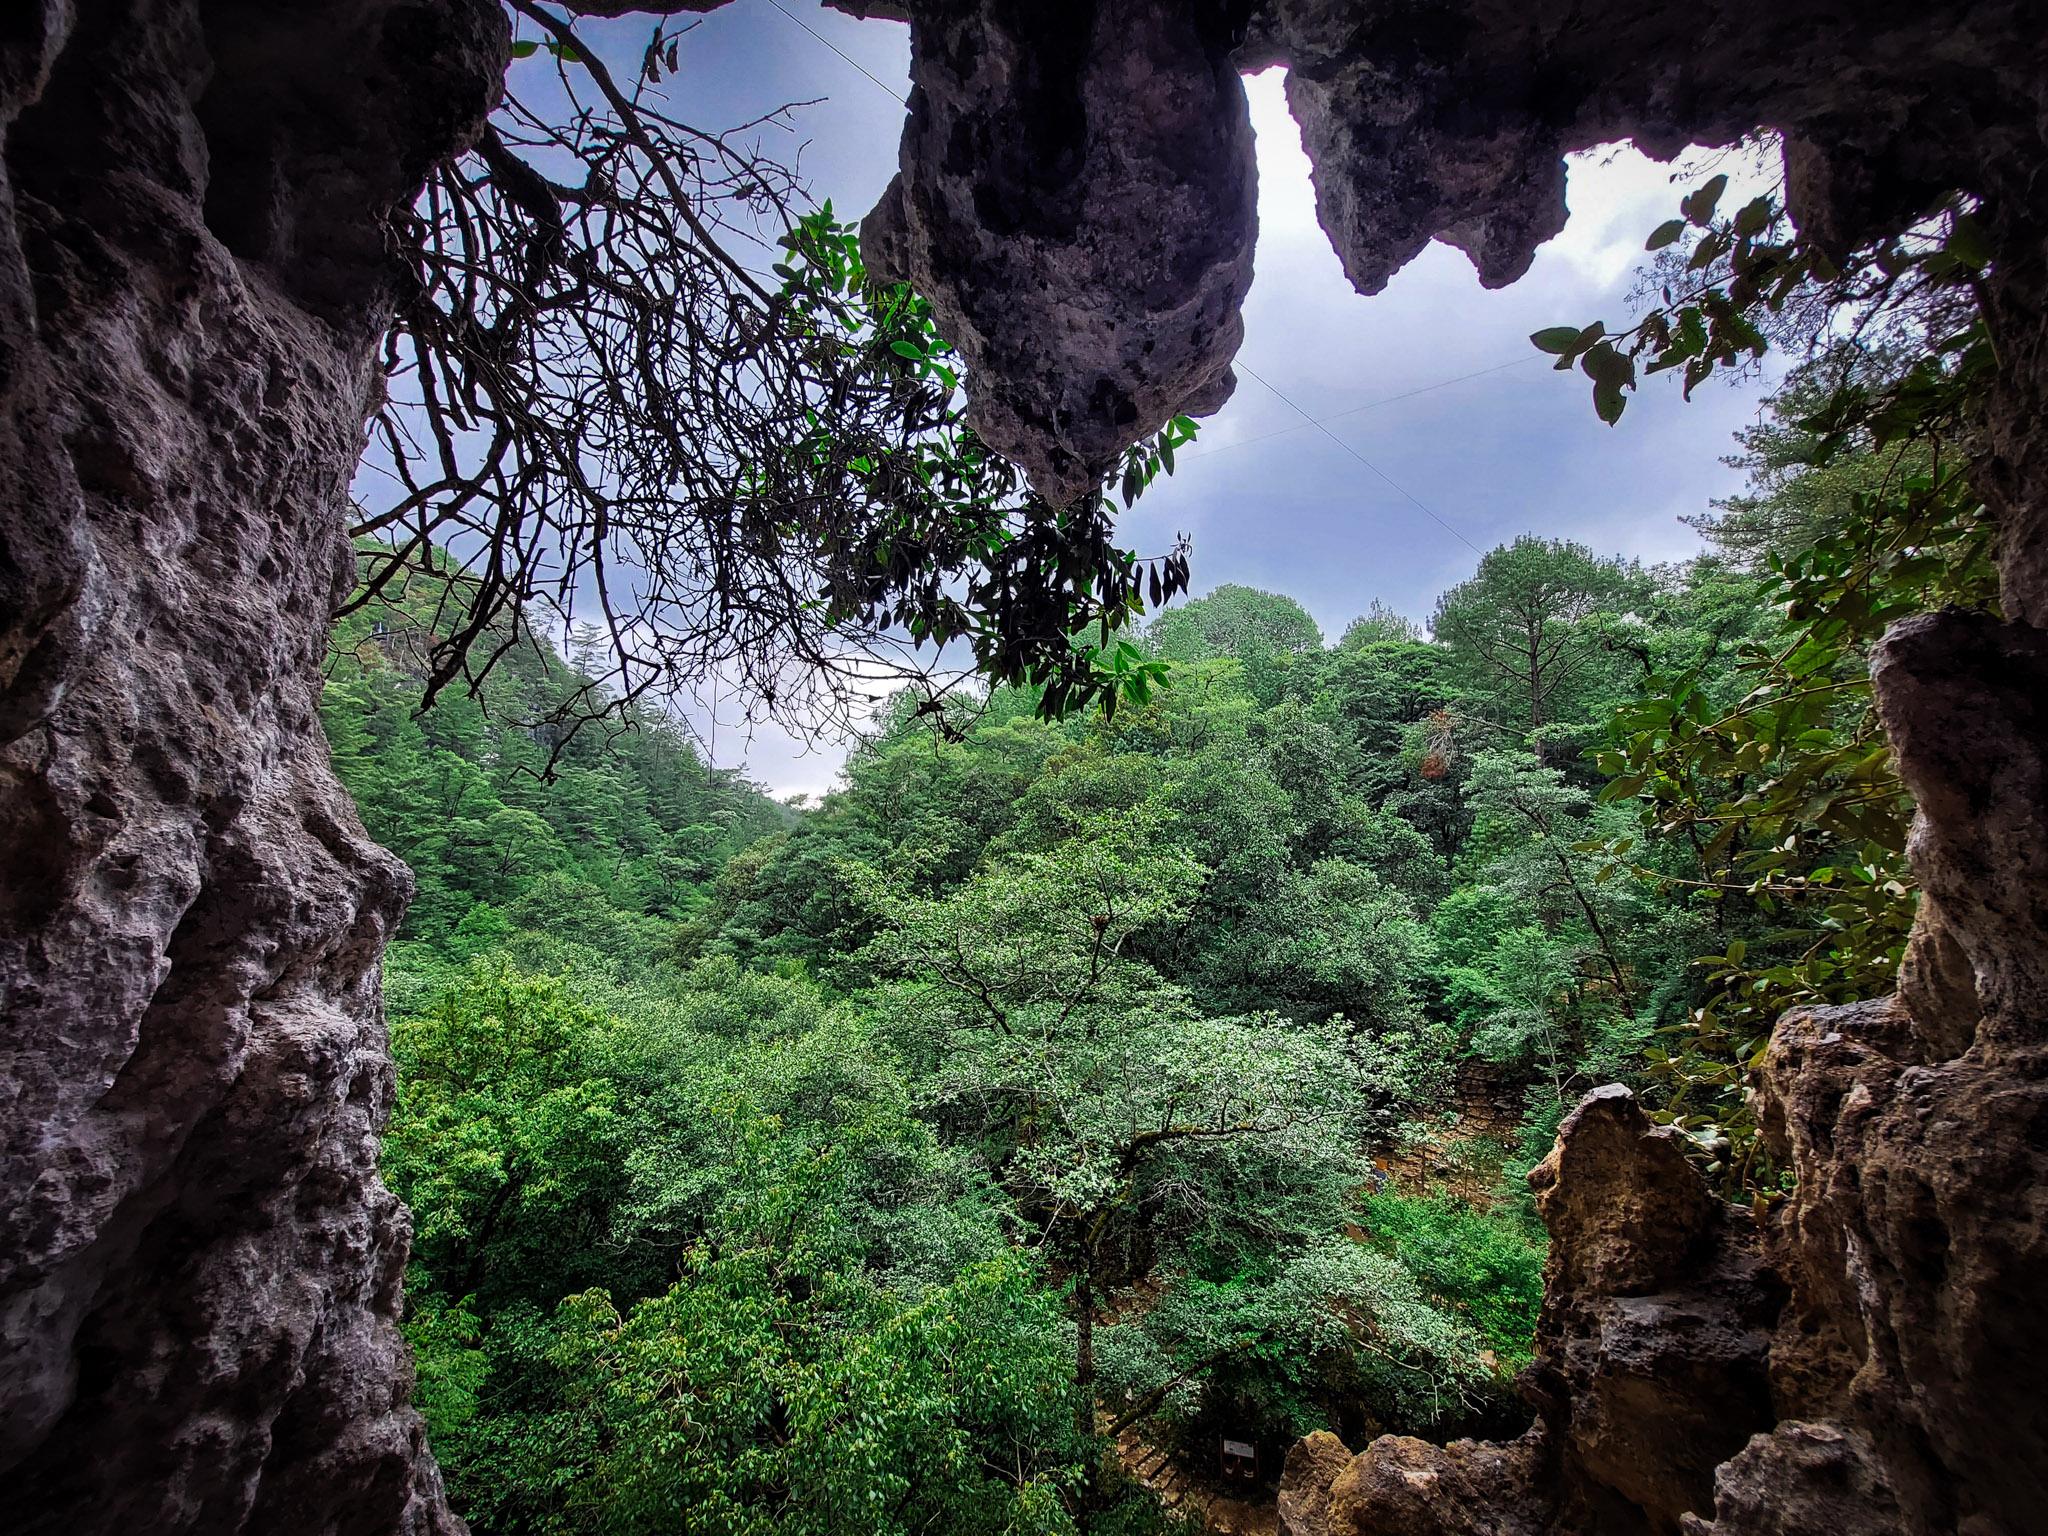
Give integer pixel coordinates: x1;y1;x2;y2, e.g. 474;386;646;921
494;2;1782;800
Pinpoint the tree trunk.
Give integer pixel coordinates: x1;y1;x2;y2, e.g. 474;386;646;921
1074;1265;1096;1443
455;1174;523;1304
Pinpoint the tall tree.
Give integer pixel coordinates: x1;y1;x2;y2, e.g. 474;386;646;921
854;812;1469;1468
1431;536;1646;745
1148;585;1325;706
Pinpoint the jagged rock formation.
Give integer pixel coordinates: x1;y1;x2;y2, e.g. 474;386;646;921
859;1;2048;510
1701;612;2048;1535
6;2;2048;1535
1280;1087;1782;1536
857;0;1257;507
0;2;502;1530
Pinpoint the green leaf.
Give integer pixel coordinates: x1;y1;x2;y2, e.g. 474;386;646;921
1580;340;1633;388
509;39;540;57
1732;197;1773;238
1681;173;1729;227
1531;326;1582;355
1946;213;1992;272
889;340;926;361
1645;219;1687;251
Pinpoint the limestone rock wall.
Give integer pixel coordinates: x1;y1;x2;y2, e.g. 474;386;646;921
857;0;1258;507
0;2;501;1530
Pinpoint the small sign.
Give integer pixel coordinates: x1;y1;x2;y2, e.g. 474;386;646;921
1221;1440;1255;1460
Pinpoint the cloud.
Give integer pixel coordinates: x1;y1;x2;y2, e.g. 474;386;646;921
420;12;1785;798
1125;72;1781;643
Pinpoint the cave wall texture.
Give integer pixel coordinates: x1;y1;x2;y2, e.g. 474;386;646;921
0;2;503;1530
3;1;2046;1532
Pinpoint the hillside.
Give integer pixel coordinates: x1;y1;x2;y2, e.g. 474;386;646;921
342;376;1960;1531
322;569;795;1012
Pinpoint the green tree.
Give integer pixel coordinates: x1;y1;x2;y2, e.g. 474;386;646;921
1432;536;1647;750
1536;176;1998;1191
383;963;622;1310
528;1102;1084;1536
857;811;1475;1460
1148;585;1325;707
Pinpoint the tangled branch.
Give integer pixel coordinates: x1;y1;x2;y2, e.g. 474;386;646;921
356;3;1193;761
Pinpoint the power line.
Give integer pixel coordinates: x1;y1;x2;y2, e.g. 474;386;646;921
1233;360;1483;555
764;0;904;102
1182;354;1540;464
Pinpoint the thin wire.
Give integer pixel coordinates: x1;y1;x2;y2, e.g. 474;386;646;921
1182;355;1540;464
1234;360;1483;555
764;0;904;101
1178;418;1316;462
1323;355;1540;423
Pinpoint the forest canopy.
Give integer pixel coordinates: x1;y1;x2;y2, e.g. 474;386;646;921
332;284;1984;1523
335;10;1997;1522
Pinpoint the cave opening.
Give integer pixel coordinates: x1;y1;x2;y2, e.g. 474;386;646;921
3;4;2045;1535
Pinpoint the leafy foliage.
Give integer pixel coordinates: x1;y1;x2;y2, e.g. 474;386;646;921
366;9;1202;750
1538;167;2000;1191
362;578;1597;1531
367;490;1973;1522
325;557;790;963
356;194;2001;1506
1360;1193;1545;1370
769;208;1198;721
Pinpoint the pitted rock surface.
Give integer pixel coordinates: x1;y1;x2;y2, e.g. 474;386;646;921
834;2;2048;508
1328;1432;1550;1536
1279;1430;1364;1536
1281;1089;1780;1536
0;2;501;1530
861;0;1257;507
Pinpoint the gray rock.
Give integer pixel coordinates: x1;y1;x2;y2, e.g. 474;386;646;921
1280;1429;1358;1536
869;0;1258;506
853;1;2048;516
0;2;501;1530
